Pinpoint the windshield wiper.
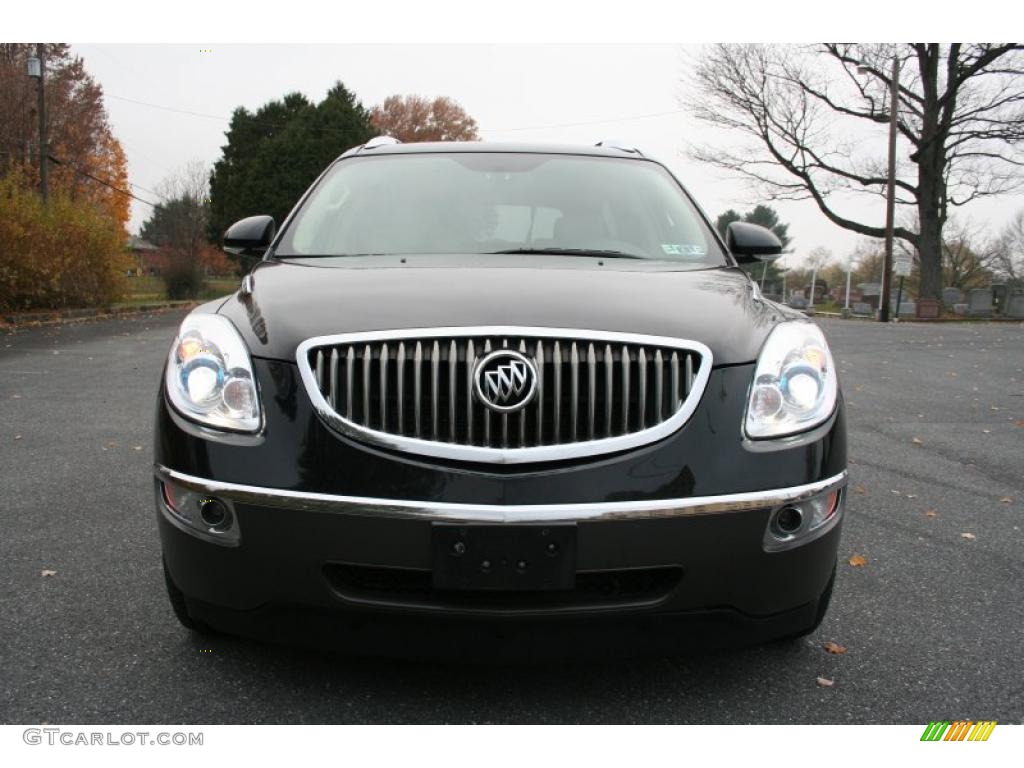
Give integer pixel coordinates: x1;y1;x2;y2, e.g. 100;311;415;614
488;247;646;259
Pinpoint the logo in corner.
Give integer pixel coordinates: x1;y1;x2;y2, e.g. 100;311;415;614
920;721;997;742
473;350;538;413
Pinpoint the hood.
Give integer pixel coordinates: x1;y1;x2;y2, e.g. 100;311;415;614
216;256;793;366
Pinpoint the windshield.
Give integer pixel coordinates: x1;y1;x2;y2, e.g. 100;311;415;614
275;152;726;265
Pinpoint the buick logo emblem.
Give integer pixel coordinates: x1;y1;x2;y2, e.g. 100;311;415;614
473;350;538;413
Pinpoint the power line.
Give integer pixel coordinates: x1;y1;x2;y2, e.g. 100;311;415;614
484;109;687;133
107;91;687;136
107;93;229;123
47;154;157;207
106;93;360;139
126;180;164;200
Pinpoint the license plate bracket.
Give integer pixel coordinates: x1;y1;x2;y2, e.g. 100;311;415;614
431;524;577;591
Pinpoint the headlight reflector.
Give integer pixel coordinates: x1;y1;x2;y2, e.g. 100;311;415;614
165;314;261;432
745;322;837;438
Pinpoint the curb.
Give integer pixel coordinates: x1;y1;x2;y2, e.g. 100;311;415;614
806;310;1024;324
1;301;201;331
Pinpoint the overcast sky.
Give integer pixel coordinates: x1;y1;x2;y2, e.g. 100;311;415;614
73;43;1024;268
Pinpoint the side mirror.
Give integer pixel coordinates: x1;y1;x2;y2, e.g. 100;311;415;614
224;215;276;258
726;221;783;263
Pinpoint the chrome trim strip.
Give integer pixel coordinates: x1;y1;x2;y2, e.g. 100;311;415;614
295;327;715;465
155;465;847;524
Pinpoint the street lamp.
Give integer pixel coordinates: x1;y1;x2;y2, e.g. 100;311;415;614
859;55;900;323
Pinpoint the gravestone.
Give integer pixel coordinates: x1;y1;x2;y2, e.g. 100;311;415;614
852;302;872;316
967;288;994;317
893;301;917;317
1005;292;1024;319
942;287;963;306
915;299;941;319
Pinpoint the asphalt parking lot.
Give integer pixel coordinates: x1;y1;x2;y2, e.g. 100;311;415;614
1;309;1021;724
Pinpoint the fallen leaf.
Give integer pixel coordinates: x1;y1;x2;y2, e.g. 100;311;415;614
911;437;924;446
990;406;999;411
982;429;991;434
823;642;847;655
925;509;938;518
40;569;57;577
1015;420;1024;428
853;485;866;495
848;554;867;567
816;677;835;688
102;440;117;450
961;532;976;540
14;434;22;440
133;445;142;451
999;496;1013;504
906;494;917;499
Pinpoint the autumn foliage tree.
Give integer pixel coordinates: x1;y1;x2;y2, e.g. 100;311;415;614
0;44;130;231
0;44;131;310
0;169;131;311
370;95;480;143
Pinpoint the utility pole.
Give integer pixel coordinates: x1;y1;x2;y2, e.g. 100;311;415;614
878;53;899;323
845;254;852;310
28;44;49;205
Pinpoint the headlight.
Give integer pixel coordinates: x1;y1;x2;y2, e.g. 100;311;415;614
745;321;837;439
165;314;261;432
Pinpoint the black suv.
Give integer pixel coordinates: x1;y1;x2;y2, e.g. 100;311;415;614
154;139;846;651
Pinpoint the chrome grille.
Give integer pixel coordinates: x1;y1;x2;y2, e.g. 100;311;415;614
297;328;712;464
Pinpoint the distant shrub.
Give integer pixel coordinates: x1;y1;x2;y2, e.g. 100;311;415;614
0;171;131;312
156;247;204;300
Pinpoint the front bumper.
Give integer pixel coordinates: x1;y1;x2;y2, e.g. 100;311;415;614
157;465;846;619
155;358;847;636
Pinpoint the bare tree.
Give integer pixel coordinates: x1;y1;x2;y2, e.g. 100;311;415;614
140;161;212;298
938;219;999;290
686;44;1024;301
993;209;1024;286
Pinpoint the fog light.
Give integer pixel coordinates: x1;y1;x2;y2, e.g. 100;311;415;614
159;479;240;546
763;485;845;552
773;506;804;535
199;499;232;531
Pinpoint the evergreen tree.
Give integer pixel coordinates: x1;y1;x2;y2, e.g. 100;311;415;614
715;205;792;293
208;83;374;260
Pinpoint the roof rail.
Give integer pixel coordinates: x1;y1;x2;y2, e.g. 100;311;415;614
595;139;642;155
363;135;401;150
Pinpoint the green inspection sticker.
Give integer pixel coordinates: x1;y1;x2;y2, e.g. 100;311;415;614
661;243;706;257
